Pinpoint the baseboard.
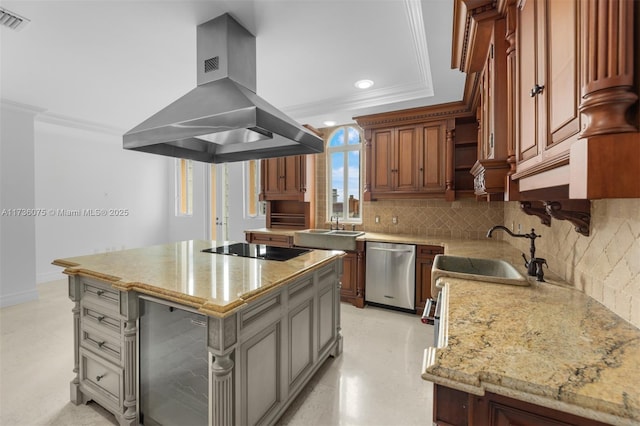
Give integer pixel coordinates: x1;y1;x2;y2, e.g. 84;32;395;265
37;270;65;284
0;288;39;308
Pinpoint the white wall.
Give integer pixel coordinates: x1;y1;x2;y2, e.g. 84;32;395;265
0;102;40;307
226;162;265;243
34;119;172;283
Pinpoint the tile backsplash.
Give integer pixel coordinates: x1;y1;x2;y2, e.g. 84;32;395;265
361;199;504;239
504;199;640;328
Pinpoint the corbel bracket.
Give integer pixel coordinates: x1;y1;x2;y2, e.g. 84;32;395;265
544;200;591;237
519;201;551;226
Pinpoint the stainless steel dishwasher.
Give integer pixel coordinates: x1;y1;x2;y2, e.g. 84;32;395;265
365;242;416;311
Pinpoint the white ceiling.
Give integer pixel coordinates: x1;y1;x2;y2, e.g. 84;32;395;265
0;0;466;132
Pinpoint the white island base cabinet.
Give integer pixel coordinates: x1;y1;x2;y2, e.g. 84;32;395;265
67;258;343;426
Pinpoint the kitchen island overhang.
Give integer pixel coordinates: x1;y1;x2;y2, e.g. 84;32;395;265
53;240;345;426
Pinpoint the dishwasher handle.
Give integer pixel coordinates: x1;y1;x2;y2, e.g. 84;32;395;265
368;246;414;253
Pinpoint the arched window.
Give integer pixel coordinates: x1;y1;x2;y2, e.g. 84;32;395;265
327;126;363;223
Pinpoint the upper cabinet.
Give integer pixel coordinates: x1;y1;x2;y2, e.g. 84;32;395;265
452;0;639;202
471;18;511;199
511;0;582;193
260;155;312;202
355;108;475;201
368;122;447;197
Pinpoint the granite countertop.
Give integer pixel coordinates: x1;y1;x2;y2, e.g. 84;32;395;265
421;269;639;425
247;228;640;423
53;240;343;317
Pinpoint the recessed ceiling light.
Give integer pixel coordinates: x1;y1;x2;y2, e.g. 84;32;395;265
354;79;374;89
323;120;336;127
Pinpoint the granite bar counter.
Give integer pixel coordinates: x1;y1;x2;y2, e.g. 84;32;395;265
53;240;345;426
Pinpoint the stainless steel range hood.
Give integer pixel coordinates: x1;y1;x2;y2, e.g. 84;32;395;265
123;13;323;163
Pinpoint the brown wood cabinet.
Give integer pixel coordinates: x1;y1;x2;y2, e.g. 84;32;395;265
453;118;478;197
511;0;582;193
260;155;315;229
434;384;609;426
260;155;310;202
415;245;444;315
338;241;365;308
471;17;510;199
452;0;639;203
368;122;447;198
245;231;293;248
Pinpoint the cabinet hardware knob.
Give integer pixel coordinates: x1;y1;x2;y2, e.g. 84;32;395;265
97;341;105;348
96;374;106;381
96;290;104;296
97;316;105;322
530;84;544;97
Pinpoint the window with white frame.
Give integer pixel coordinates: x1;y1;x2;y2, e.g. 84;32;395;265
176;158;193;216
326;126;362;223
245;159;265;218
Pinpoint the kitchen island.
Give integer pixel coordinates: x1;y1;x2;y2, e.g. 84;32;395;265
53;240;344;426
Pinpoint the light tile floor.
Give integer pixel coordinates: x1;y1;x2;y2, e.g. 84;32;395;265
1;280;434;425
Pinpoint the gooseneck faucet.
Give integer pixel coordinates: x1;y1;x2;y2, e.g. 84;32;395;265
486;226;542;277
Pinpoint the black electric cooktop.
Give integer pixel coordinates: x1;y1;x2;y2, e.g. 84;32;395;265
202;243;311;262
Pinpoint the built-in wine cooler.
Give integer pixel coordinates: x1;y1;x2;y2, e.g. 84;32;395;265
138;297;208;425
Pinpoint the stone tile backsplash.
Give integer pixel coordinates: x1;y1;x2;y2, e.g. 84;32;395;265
361;199;504;239
504;199;640;328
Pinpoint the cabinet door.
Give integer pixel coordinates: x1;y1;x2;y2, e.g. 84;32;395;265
371;129;395;193
415;256;434;313
417;122;446;192
515;0;580;177
339;252;357;299
544;0;580;152
415;245;443;313
395;126;419;191
517;0;541;163
240;322;282;425
280;156;302;198
262;157;282;198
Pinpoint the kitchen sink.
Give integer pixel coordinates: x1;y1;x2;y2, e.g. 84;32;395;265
431;254;529;293
330;230;364;236
294;229;364;251
304;229;333;234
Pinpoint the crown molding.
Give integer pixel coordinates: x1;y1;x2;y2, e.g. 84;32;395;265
36;112;124;136
0;98;46;115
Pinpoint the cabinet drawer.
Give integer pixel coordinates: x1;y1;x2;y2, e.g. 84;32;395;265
416;245;444;257
248;233;292;247
81;302;123;336
81;323;122;363
81;279;120;313
80;348;123;411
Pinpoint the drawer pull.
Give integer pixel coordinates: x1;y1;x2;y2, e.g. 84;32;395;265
97;316;105;322
96;290;104;296
97;341;106;348
96;373;106;381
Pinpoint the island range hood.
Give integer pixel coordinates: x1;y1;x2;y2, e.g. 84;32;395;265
123;13;324;163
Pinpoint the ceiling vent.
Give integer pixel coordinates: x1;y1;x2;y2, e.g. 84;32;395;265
0;7;30;31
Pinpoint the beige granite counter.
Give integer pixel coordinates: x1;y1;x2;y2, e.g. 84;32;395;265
53;240;343;317
422;273;640;425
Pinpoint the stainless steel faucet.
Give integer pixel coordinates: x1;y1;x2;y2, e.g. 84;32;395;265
487;225;543;278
